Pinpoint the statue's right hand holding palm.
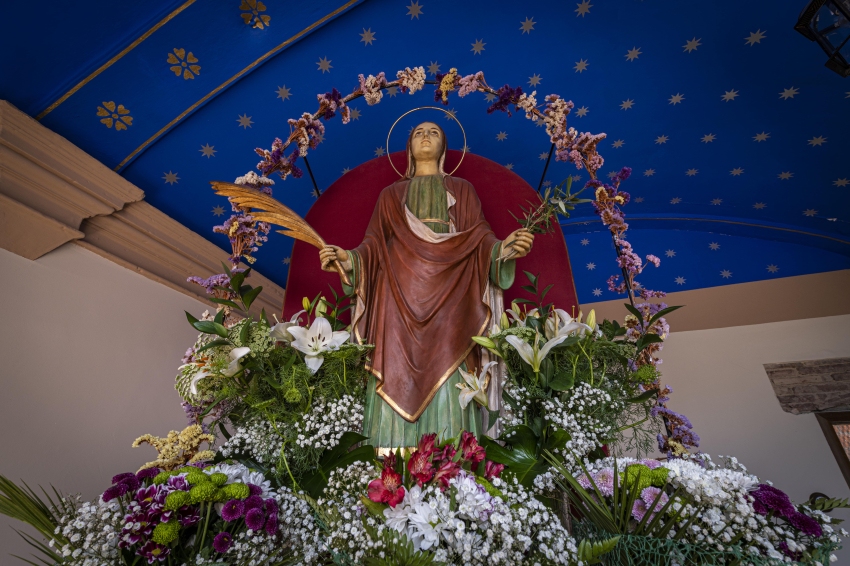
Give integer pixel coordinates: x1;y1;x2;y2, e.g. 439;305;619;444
320;245;351;272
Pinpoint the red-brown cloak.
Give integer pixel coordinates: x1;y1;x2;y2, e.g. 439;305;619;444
349;175;499;422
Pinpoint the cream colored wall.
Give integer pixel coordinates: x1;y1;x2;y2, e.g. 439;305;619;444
0;243;206;562
658;315;850;559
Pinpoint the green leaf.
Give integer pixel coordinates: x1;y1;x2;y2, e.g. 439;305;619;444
220;261;232;277
195;339;232;353
239;320;251;345
214;308;226;325
648;305;683;326
480;425;547;487
230;272;246;293
192;321;229;338
577;536;620;564
520;285;537;294
549;370;575;391
543;428;571;452
540;283;554;301
209;297;239;309
624;303;643;322
523;271;538;287
185;311;199;325
359;495;387;518
635;333;664;352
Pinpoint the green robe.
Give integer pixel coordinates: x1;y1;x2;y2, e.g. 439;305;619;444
344;174;515;449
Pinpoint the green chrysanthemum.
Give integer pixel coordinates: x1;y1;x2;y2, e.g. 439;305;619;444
284;387;303;404
189;482;220;504
186;471;210;485
624;464;652;491
152;520;180;545
164;490;191;511
152;470;181;485
209;472;228;486
650;467;669;487
220;482;251;500
631;364;659;385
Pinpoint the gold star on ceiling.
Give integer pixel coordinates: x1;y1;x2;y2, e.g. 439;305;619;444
655;135;668;144
701;133;715;143
350;108;361;120
471;39;486;54
496;131;507;141
721;89;739;102
753;202;767;209
520;17;535;34
375;146;386;156
686;168;698;176
767;265;779;273
670;197;682;204
200;143;217;158
612;139;624;148
833;178;849;187
528;73;542;85
445;108;457;120
745;29;766;46
167;48;200;80
620;99;634;110
212;205;225;216
683;37;702;53
625;47;641;61
407;1;423;19
573;60;588;73
427;61;441;76
237;114;253;129
607;171;618;179
753;131;770;142
808;136;827;146
803;209;817;217
575;0;592;17
711;198;722;205
539;152;549;160
276;85;291;101
342;167;350;174
778;172;793;180
779;87;799;100
730;167;744;176
575;106;588;117
644;169;655;176
484;92;497;102
162;171;179;185
709;242;720;250
505;163;514;170
634;197;644;203
316;57;332;73
282;257;291;265
360;28;376;45
720;270;732;279
387;86;398;97
668;93;685;105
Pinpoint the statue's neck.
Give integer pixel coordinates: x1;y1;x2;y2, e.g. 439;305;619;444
413;160;440;177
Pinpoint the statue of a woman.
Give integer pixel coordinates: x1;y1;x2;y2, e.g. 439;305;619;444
319;121;534;450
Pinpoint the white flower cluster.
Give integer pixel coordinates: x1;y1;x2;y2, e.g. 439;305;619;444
359;73;387;106
50;495;123;565
542;382;620;466
218;418;285;467
320;463;578;565
396;66;426;94
295;395;363;451
235;170;275;186
213;487;321;565
516;90;538;120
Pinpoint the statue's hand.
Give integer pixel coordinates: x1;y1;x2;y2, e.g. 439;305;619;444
502;229;535;259
319;245;351;273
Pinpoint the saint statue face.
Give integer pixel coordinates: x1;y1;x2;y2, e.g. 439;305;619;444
405;121;448;177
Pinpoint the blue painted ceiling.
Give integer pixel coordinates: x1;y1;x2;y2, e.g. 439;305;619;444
2;0;849;304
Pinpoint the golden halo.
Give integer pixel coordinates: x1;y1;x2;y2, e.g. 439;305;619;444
386;106;467;178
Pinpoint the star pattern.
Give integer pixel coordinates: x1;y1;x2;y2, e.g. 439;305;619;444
374;146;385;156
575;106;589;117
427;61;440;76
683;37;702;53
668;93;684;105
406;1;423;19
316;57;332;73
529;73;542;85
753;131;769;142
634;197;644;202
625;47;641;61
539;152;549;160
575;1;592;17
644;169;655;177
675;276;686;285
701;133;716;143
778;171;793;180
620;99;634;110
236;114;253;129
808;136;826;146
803;209;817;217
686;168;698;176
834;178;849;187
360;28;376;45
580;238;590;246
612;139;624;148
275;85;291;100
586;262;596;270
745;29;766;46
496;131;507;141
767;264;779;273
212;205;225;216
592;288;602;297
655;135;668;144
199;143;216;158
387;86;398;97
505;163;513;170
342;167;350;174
670;197;681;204
162;171;179;185
520;17;535;34
709;242;720;250
779;87;799;100
349;108;361;120
665;250;676;257
282;256;291;265
730;168;744;176
711;198;722;205
753;202;767;210
471;39;485;54
721;89;739;102
720;269;733;279
573;60;588;73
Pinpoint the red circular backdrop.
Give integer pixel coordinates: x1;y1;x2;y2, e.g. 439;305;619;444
282;150;578;320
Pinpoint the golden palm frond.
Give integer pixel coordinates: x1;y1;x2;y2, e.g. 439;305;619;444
211;181;350;285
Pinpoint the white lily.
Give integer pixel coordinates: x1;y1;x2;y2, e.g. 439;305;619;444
187;368;211;396
505;332;568;373
545;308;594;340
222;347;251;377
456;361;497;410
288;316;350;374
506;306;539;327
269;310;306;344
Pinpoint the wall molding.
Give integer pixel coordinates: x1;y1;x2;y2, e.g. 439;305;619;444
581;269;850;332
0;99;286;316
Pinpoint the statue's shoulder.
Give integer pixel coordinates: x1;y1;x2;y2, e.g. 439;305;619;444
444;175;474;193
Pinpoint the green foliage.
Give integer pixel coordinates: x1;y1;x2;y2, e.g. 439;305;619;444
360;524;445;566
300;432;375;498
806;495;850;513
0;475;67;565
481;424;571;487
577;535;621;564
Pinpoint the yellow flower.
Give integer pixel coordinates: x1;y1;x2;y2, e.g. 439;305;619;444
240;0;271;29
96;101;132;131
167;48;201;80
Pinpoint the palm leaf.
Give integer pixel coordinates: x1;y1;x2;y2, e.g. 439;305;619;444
210;181;351;285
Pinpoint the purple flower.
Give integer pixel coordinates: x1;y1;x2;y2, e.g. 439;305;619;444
486;84;523;115
245;507;265;531
777;541;802;561
243;495;264;511
631;498;649;521
102;484;128;502
787;511;823;537
166;475;190;491
248;483;263;497
138;540;170;563
177;505;201;527
751;484;795;518
639;459;663;470
577;474;592;490
592;468;616;497
136;468;160;482
112;472;136;484
221;499;245;522
264;512;278;536
213;531;233;553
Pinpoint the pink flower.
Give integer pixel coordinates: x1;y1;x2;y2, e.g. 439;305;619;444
417;433;437;457
368;466;405;507
433;460;462;490
484;460;504;480
460;432;486;470
407;451;435;486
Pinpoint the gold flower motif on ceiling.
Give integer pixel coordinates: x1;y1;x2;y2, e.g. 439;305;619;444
96;101;133;131
240;0;270;29
167;48;201;80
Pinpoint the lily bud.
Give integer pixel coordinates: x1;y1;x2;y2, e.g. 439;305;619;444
472;336;496;350
316;296;328;317
585;309;597;331
500;312;510;330
302;297;311;312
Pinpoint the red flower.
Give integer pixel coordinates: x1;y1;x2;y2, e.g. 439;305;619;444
368;467;405;508
484;460;505;480
417;433;437;457
433;460;462;490
407;450;436;486
460;432;486;470
432;443;457;466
